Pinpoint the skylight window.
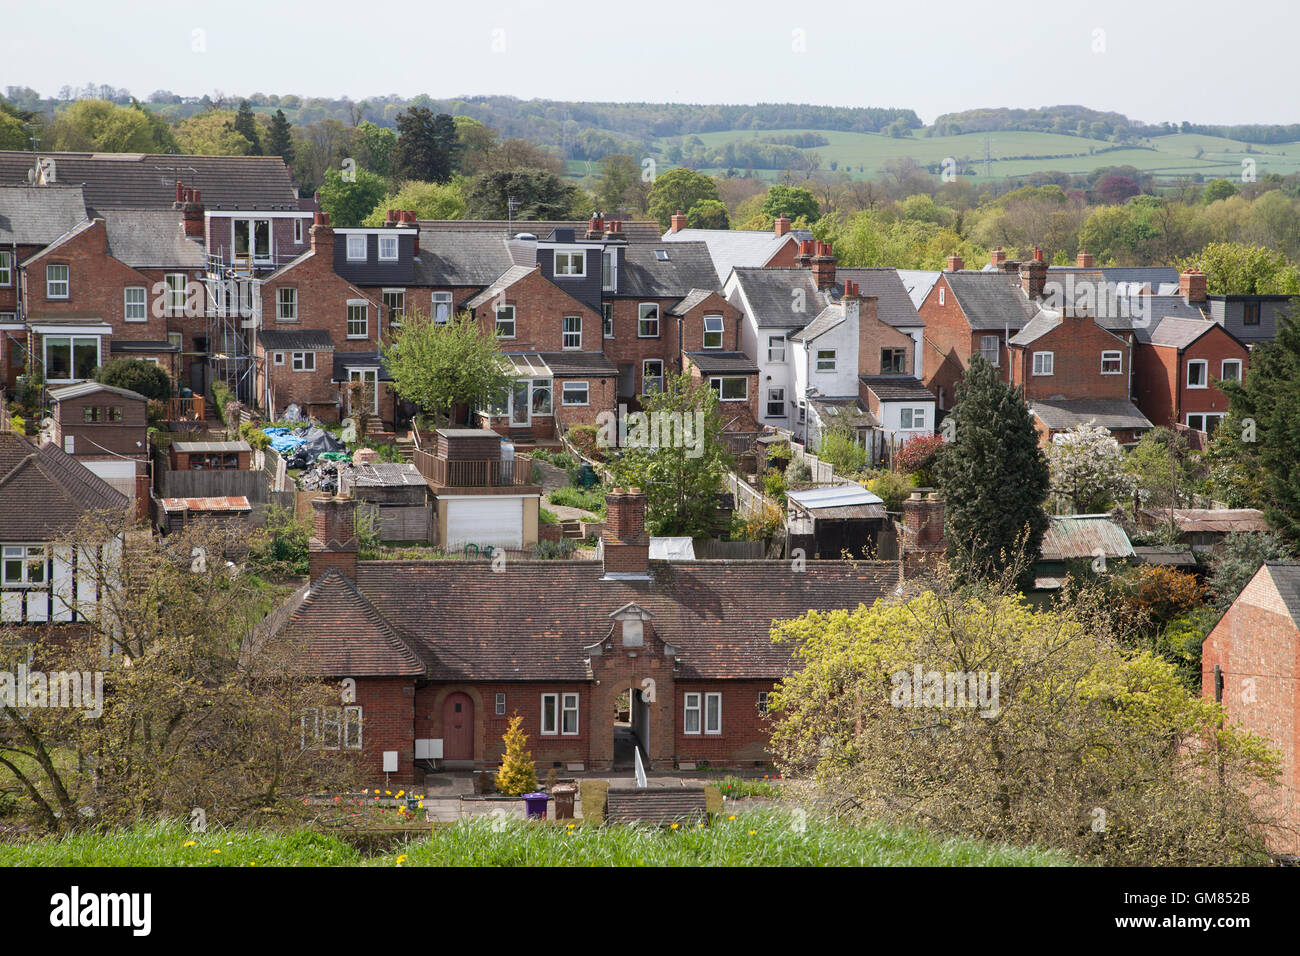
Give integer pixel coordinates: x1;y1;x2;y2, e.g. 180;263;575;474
655;249;669;261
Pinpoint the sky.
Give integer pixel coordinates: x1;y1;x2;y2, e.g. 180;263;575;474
3;0;1296;126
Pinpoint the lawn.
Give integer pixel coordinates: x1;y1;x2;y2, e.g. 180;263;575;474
0;812;1070;867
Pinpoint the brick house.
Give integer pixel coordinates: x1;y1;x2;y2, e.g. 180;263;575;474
255;489;921;783
1133;315;1249;435
662;213;808;282
1201;562;1300;857
47;381;150;519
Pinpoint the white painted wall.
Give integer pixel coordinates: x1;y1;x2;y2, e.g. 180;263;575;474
726;274;798;428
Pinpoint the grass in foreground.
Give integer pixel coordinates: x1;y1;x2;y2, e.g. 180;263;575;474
0;811;1070;867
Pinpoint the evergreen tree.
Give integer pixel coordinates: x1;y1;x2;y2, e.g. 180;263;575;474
495;714;538;796
393;107;459;184
232;100;262;155
934;356;1050;585
266;109;294;164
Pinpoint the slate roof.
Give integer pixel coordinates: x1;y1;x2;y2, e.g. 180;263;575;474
789;305;843;342
617;241;719;298
859;376;936;402
0;152;301;212
419;219;661;242
414;229;518;286
1008;312;1062;346
1135;315;1220;349
1263;563;1300;624
944;271;1038;331
537;351;617;376
835;268;926;328
684;351;758;375
897;269;941;309
103;208;206;269
332;352;395;382
465;265;536;308
666;288;716;316
1040;514;1134;561
1029;398;1153;432
730;268;822;329
258;329;334;351
0;185;87;245
48;381;147;404
660;228;803;282
0;432;130;539
1048;265;1180;295
331;559;901;681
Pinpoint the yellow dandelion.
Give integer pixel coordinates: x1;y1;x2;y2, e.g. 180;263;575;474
396;854;408;866
385;790;392;796
396;790;405;797
670;823;678;830
748;830;756;835
249;861;257;867
183;840;196;847
374;789;380;794
212;848;221;854
728;815;736;821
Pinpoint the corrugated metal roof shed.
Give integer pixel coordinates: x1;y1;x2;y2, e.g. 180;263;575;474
1040;514;1134;560
159;496;252;512
172;440;251;453
1141;508;1269;533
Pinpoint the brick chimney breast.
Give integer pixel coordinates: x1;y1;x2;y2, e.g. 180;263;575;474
774;214;791;237
1077;249;1094;268
811;242;836;290
670;210;687;233
602;488;650;578
989;246;1007;268
947;254;964;272
310;213;334;256
1180;268;1208;304
1020;257;1048;299
309;495;359;581
795;239;815;268
901;491;946;578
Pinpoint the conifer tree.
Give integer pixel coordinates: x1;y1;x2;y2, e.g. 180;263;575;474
266;109;294;164
934;356;1050;586
495;714;538;796
233;99;262;155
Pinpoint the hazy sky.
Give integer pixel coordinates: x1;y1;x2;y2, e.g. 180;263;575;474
3;0;1295;126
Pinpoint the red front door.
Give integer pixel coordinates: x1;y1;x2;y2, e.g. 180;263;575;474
443;692;473;761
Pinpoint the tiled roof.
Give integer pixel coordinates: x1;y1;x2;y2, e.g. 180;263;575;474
465;265;536;308
684;351;758;375
897;269;941;309
944;271;1038;331
0;185;87;244
1030;398;1153;432
270;559;899;681
418;219;661;242
666;288;716;316
1008;312;1062;346
0;152;301;211
103;208;206;268
1264;563;1300;624
537;351;617;376
835;268;926;328
617;241;720;298
257;329;335;351
731;268;822;329
859;376;936;402
660;228;802;282
1135;315;1219;349
159;496;252;512
789;305;843;343
332;352;395;383
0;432;130;539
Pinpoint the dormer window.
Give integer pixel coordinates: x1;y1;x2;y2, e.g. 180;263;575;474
346;235;366;261
378;235;398;261
602;250;616;291
554;250;586;276
622;618;643;647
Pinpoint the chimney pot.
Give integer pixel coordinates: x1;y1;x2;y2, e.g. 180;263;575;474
946;254;964;272
774;214;791;237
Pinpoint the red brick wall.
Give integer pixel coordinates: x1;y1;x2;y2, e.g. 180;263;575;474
764;238;798;268
684;360;758;435
858;297;918;376
919;275;979;409
468;269;603;354
1135;327;1248;429
674;681;777;766
601;297;682;392
1008;316;1129;402
677;293;743;354
554;374;616;429
353;677;418;785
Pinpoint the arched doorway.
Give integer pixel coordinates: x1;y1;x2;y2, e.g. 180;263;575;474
442;692;474;763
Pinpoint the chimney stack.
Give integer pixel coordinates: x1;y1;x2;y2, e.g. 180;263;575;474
946;254;964;272
811;241;836;291
842;279;861;324
795;239;815;268
309;495;359;581
1179;268;1208;304
989;246;1006;269
601;488;650;579
669;209;687;233
587;214;605;240
774;214;791;237
901;491;946;579
1020;249;1047;299
1076;249;1094;268
310;211;333;256
179;186;204;239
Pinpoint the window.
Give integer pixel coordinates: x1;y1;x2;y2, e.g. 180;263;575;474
768;334;786;362
44;335;99;381
562;693;579;735
685;693;721;734
294;218;304;244
383;289;405;326
234;219;271;260
495;693;506;716
797;402;806;425
165;273;187;314
562;381;589;406
1032;351;1054;376
167;332;183;351
0;251;10;286
124;286;147;322
704;693;721;734
277;287;298;322
638;303;660;337
531;378;552;415
602;303;614;338
301;706;362;750
346;301;368;339
107;406;122;422
291;351;315;372
980;335;1000;366
900;407;928;430
563;315;582;350
495;304;515;338
602;250;616;291
880;347;906;374
642;360;664;395
378;235;398;261
702;314;724;349
709;376;748;401
83;406;101;423
343;706;362;750
1243;302;1261;326
2;545;47;587
816;349;836;372
767;387;786;418
273;352;285;366
684;693;702;734
554;250;586;276
939;286;945;306
757;692;769;715
346;234;366;261
46;264;69;299
1221;359;1242;383
191;452;239;470
432;292;452;324
1187;413;1225;434
1101;350;1122;375
541;694;558;735
1187;359;1208;388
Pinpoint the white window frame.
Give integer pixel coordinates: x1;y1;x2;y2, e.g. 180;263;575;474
495;304;516;339
638;303;660;338
277;287;298;322
642;359;664;395
766;387;786;418
1186;359;1208;389
1187;412;1225;434
343;705;363;750
980;335;1000;367
1101;350;1122;375
562;315;582;350
704;692;721;735
757;692;769;715
124;286;147;322
346;300;369;339
382;288;405;326
378;234;398;261
709;376;748;401
702;314;724;349
602;250;616;291
432;291;452;324
44;335;100;383
900;406;928;430
346;234;366;261
1220;359;1242;383
561;693;579;736
46;264;69;299
541;693;559;735
939;286;945;306
684;693;702;734
767;334;786;362
495;693;506;716
2;544;47;588
234;218;272;260
320;706;342;749
273;352;285;366
164;272;187;314
816;349;836;372
0;251;11;286
561;381;589;406
1032;351;1054;376
602;303;614;338
294;218;304;244
554;250;586;277
291;351;315;372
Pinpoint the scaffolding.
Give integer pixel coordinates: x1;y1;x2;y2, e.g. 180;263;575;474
204;251;261;406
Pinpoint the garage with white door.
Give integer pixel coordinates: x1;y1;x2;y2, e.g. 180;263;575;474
443;497;524;550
